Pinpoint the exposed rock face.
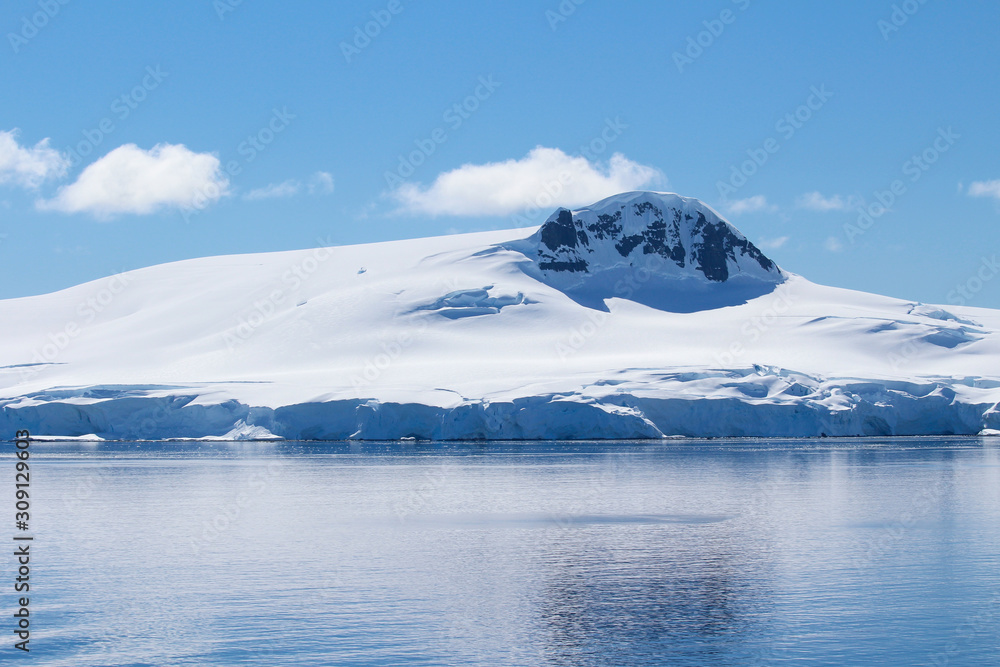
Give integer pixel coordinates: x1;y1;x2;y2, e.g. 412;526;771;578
526;191;781;284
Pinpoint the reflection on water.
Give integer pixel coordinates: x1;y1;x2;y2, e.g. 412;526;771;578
15;438;1000;666
537;533;771;666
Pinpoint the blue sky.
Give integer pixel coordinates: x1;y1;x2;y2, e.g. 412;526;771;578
2;0;999;308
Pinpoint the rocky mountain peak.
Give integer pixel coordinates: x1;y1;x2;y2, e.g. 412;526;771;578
524;191;781;285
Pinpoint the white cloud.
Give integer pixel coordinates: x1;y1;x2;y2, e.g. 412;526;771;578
390;147;664;217
797;191;848;211
0;129;70;189
758;236;789;250
725;195;774;216
308;171;335;195
824;236;844;252
38;143;229;217
968;180;1000;200
245;171;334;201
245;179;301;200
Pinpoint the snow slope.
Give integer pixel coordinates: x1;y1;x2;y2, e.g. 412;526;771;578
2;191;999;439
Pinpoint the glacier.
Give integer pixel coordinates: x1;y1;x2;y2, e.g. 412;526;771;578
2;191;999;440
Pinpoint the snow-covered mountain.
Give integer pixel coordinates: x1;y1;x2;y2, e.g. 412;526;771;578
3;191;999;440
521;191;779;282
509;191;783;312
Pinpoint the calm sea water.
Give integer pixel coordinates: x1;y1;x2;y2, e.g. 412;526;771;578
8;438;1000;666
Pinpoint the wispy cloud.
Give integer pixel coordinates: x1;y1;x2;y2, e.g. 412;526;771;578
725;195;774;216
245;171;335;200
389;147;664;217
0;129;70;189
796;191;848;211
245;179;301;200
308;171;334;195
968;180;1000;200
824;236;844;252
758;236;789;250
38;143;229;217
